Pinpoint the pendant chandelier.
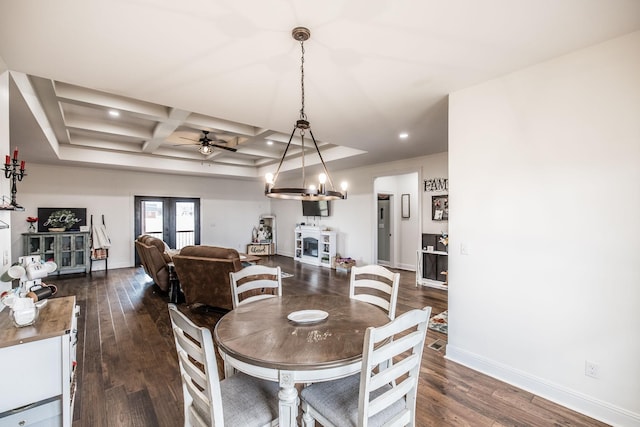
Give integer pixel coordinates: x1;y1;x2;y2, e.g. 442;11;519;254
264;27;347;201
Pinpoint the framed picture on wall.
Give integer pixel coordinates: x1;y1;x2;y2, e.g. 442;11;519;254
401;194;410;218
431;195;448;221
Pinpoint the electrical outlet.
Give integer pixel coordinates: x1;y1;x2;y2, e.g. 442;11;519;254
585;360;599;378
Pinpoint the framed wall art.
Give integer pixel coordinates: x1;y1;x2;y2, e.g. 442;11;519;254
431;195;448;221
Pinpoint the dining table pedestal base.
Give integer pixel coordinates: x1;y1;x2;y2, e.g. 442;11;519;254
278;371;298;427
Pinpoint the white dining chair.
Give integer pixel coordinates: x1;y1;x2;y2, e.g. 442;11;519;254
300;306;432;427
168;304;279;427
349;264;401;320
229;264;282;309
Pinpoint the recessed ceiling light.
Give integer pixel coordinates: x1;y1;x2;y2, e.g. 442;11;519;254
266;140;273;145
399;132;409;139
108;110;120;117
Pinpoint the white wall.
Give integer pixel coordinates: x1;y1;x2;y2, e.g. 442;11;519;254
447;31;640;425
12;165;270;269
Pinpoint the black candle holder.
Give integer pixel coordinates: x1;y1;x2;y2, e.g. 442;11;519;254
4;154;26;209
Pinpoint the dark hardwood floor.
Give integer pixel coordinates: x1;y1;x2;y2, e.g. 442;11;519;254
49;255;607;426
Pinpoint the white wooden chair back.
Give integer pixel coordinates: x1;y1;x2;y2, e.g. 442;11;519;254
229;265;282;309
349;264;400;319
359;306;431;426
168;304;223;427
300;306;432;427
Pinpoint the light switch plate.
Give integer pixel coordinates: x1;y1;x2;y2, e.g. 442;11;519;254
460;243;470;255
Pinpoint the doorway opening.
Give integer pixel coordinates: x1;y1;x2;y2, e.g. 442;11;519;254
373;171;419;271
377;194;392;266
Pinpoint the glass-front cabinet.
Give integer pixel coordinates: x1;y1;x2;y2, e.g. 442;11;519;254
23;232;90;274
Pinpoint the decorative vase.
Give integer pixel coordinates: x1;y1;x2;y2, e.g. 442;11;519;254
28;223;36;233
48;227;66;232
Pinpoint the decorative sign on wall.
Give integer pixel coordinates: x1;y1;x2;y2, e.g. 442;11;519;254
247;243;274;256
424;178;448;192
37;208;87;232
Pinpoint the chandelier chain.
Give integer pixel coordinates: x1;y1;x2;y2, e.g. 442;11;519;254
300;40;306;120
299;39;306;185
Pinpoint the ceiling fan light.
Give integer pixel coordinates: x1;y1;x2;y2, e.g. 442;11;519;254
199;145;212;155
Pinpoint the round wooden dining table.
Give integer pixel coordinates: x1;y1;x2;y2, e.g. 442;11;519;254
214;294;390;427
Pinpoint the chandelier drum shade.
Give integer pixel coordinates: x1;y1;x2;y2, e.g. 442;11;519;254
264;27;347;201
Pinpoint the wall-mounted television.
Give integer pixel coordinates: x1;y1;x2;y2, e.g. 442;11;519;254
302;200;330;217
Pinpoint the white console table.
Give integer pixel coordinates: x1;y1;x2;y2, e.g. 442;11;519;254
416;249;448;290
0;296;79;426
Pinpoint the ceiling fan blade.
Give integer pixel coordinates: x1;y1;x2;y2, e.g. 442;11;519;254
179;136;199;142
213;144;237;152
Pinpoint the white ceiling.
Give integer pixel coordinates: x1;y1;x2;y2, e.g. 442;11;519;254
1;0;639;182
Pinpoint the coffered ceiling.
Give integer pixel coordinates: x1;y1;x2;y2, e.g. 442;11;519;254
12;74;364;179
1;0;639;180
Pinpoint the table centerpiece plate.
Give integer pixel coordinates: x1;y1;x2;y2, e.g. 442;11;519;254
287;309;328;324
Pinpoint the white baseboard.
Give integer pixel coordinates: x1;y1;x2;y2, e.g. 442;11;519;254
396;262;415;271
445;345;640;426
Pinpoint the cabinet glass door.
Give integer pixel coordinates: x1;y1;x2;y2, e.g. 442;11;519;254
44;236;56;262
27;236;41;256
74;234;86;266
60;235;72;267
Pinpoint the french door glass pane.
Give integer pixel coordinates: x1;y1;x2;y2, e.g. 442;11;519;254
142;201;164;241
175;202;195;249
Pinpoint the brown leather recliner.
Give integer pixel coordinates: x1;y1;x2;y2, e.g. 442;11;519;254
134;235;173;293
171;245;243;312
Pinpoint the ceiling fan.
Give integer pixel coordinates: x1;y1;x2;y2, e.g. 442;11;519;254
179;130;238;155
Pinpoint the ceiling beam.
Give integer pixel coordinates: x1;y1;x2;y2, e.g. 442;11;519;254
142;108;192;153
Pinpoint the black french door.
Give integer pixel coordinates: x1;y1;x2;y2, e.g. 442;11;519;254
134;196;200;263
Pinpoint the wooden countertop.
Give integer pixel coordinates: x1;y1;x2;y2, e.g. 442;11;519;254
0;295;76;348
